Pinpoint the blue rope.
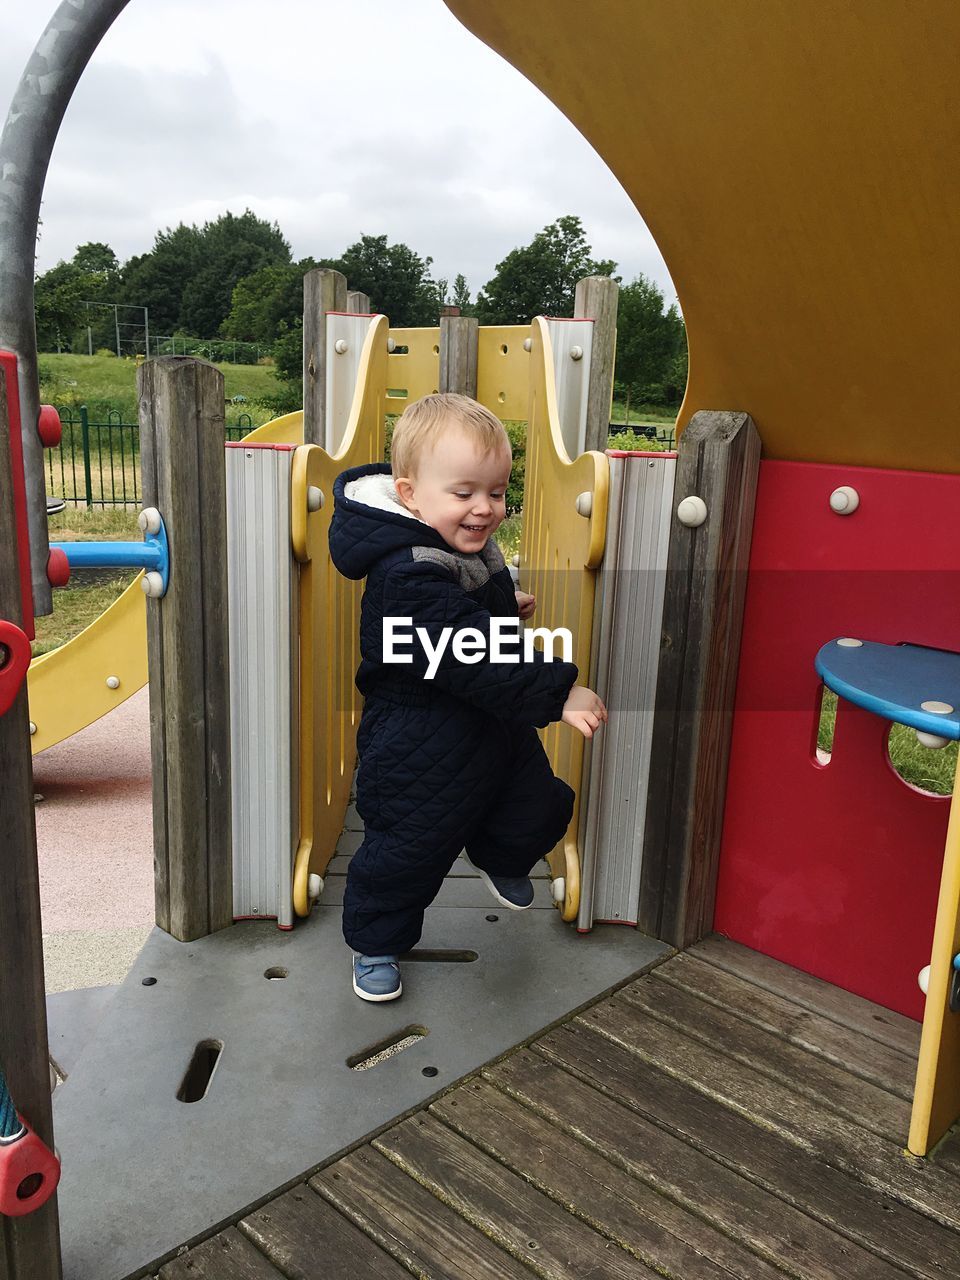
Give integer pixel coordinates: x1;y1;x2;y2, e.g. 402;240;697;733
0;1066;21;1138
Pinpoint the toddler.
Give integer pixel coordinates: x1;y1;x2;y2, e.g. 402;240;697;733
328;393;607;1001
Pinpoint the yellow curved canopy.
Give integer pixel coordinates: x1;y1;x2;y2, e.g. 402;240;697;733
447;0;960;473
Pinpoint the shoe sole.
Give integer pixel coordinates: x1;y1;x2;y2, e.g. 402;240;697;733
463;856;533;911
352;963;402;1002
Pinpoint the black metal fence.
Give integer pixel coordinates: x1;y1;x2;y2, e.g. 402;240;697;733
46;408;257;508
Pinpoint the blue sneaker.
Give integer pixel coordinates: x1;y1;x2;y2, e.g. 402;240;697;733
464;856;535;910
352;954;402;1002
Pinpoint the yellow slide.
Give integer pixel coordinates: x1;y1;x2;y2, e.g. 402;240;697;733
28;412;303;755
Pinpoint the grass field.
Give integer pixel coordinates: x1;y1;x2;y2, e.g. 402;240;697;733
39;352;284;425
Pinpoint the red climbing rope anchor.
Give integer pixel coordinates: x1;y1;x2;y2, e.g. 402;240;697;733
0;618;30;717
0;1117;61;1217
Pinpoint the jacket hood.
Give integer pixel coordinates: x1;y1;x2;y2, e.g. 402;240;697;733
329;461;464;580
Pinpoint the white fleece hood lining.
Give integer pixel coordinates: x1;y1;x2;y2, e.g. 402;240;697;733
344;472;431;525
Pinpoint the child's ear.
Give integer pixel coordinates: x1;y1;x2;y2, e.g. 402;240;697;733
394;477;416;510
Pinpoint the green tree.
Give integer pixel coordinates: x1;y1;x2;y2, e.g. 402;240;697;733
221;259;318;345
34;242;121;351
328;234;439;326
476;215;617;324
613;275;687;407
451;273;473;314
118;210;291;338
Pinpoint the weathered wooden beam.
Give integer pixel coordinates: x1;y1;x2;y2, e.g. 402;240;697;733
138;357;232;942
303;268;347;445
574;274;619;452
639;410;761;947
0;367;62;1279
346;290;371;314
439;315;478;397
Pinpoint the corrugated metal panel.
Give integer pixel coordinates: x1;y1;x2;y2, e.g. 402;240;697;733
578;453;675;928
226;445;298;926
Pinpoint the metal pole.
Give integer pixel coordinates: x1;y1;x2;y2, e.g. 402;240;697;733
114;304;120;358
0;0;133;617
143;305;149;359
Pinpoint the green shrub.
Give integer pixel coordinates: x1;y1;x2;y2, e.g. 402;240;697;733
607;428;672;452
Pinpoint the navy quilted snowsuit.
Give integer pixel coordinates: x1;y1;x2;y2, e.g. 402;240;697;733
328;461;579;956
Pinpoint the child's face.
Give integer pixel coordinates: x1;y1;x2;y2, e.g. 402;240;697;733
395;423;511;553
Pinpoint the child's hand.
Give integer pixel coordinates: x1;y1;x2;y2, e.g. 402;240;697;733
562;685;608;739
515;589;536;620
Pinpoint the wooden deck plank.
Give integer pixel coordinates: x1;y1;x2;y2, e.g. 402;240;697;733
490;1046;921;1280
624;968;911;1135
374;1112;657;1278
238;1186;409;1279
157;1227;283;1279
694;936;921;1056
576;996;960;1231
658;951;917;1100
311;1146;536;1280
431;1076;786;1280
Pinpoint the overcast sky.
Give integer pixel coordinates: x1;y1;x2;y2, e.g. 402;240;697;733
2;0;676;311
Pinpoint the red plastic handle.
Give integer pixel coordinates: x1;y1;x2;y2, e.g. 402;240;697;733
37;404;62;448
0;1118;61;1217
0;620;31;717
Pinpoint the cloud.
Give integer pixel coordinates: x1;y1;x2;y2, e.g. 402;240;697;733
3;0;678;308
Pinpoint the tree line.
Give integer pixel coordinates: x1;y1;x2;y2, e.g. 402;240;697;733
34;210;687;410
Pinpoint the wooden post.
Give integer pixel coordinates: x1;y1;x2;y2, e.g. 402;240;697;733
439;315;479;397
346;290;371;314
0;368;62;1279
138;358;233;942
303;268;347;446
574;275;619;452
639;410;761;947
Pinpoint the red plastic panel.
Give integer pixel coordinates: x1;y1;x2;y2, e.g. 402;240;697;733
715;460;960;1020
0;350;34;639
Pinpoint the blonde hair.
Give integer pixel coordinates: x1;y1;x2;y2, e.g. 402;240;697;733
390;393;510;480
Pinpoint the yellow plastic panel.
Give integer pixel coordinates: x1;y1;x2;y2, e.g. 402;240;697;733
385;327;440;416
291;317;387;917
446;1;960;474
477;326;529;422
909;761;960;1155
27;577;148;754
27;412;304;755
519;317;608;920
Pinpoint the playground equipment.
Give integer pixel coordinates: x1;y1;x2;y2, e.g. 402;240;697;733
4;0;960;1276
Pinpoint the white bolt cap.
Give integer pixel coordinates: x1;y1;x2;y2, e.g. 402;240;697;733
386;337;396;353
916;730;950;750
522;337;533;352
106;675;120;690
829;486;860;515
138;507;162;535
307;873;324;901
837;637;863;648
307;485;324;512
511;553;521;568
551;877;565;904
29;721;36;735
677;495;707;527
570;345;584;361
141;571;164;599
334;339;348;354
918;964;931;995
921;700;954;714
575;491;593;518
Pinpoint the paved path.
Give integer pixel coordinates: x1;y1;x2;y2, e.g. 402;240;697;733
33;687;154;993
